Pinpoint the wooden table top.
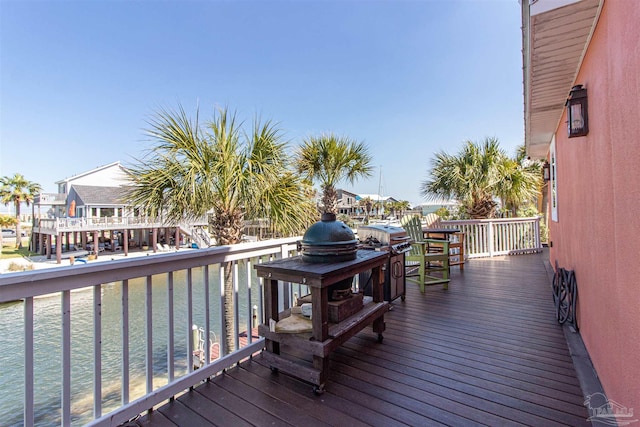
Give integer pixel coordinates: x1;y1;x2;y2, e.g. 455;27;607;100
254;250;388;288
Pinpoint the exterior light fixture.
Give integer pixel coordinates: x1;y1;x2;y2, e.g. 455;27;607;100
566;85;588;137
543;161;551;182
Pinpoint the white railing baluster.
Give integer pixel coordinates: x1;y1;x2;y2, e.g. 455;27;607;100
233;261;240;352
167;272;175;381
24;297;34;427
93;285;102;418
246;260;253;344
488;222;495;257
121;280;129;405
204;266;210;365
62;290;71;427
219;266;226;356
187;269;193;373
145;276;153;394
258;257;264;330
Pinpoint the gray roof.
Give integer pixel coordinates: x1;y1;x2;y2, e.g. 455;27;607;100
72;185;130;206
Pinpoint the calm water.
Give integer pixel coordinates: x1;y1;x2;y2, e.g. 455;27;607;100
0;263;261;426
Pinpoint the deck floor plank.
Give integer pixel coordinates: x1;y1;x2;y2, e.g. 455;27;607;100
156;399;215;427
243;359;405;427
194;380;293;426
176;388;254;427
140;252;591;427
225;360;377;427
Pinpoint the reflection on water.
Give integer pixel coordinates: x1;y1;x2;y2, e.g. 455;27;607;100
0;262;261;426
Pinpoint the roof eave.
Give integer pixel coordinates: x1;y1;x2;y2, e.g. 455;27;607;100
523;0;603;159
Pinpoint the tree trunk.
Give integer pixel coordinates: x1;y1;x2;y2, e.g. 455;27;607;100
322;185;338;214
211;208;244;355
15;201;22;249
468;197;497;219
222;261;235;354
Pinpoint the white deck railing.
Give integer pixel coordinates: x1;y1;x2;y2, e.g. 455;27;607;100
439;216;543;258
0;217;542;427
35;216;209;233
0;237;306;427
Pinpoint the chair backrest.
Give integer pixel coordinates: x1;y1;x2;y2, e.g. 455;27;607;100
401;215;424;256
423;213;441;228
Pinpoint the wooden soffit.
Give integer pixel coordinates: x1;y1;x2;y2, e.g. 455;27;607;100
522;0;602;158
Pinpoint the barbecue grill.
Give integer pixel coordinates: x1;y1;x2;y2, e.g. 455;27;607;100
357;224;410;302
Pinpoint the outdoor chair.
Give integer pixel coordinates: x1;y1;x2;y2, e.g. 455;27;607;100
421;213;465;271
400;215;450;291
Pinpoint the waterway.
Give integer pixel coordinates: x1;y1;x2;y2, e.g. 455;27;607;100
0;263;261;426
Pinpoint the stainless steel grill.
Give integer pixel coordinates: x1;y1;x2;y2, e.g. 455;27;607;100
357;224;407;246
357;224;408;302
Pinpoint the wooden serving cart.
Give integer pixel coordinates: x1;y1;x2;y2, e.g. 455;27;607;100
255;250;389;394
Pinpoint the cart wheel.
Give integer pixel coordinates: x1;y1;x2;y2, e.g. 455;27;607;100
270;366;279;374
313;385;325;395
377;334;384;343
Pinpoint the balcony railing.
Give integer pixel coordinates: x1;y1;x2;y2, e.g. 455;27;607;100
0;237;306;427
0;218;542;427
440;216;543;258
35;216;209;233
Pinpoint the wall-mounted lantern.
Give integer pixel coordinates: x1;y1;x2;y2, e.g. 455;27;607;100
566;85;588;137
543;161;551;182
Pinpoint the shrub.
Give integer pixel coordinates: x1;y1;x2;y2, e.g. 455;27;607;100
7;261;34;271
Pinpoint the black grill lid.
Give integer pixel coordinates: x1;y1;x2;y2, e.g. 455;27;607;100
298;213;357;263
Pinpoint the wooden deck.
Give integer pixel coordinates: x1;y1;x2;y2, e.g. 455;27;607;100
136;251;591;427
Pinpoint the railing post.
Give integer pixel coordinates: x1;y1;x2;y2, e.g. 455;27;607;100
488;220;495;257
219;266;227;356
187;269;194;373
62;290;71;427
24;297;34;427
203;265;211;366
167;272;175;380
145;276;153;394
280;242;290;309
121;280;129;405
93;285;102;419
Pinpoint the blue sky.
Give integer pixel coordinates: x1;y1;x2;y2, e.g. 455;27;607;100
0;0;524;207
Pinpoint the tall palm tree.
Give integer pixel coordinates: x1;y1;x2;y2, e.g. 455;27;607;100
295;133;374;215
125;105;316;353
421;137;507;219
496;145;543;217
0;174;41;248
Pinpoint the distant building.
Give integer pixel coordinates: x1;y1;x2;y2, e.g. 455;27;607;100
336;189;359;216
336;190;400;218
53;161;129;219
415;200;459;216
33;161;209;263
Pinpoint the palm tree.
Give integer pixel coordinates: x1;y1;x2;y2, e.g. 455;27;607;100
295;133;374;215
0;174;41;248
423;139;543;219
357;196;374;224
496;145;543;217
393;200;411;219
125;105;316;353
421;137;507;219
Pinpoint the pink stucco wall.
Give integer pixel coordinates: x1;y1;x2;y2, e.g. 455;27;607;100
548;0;640;414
